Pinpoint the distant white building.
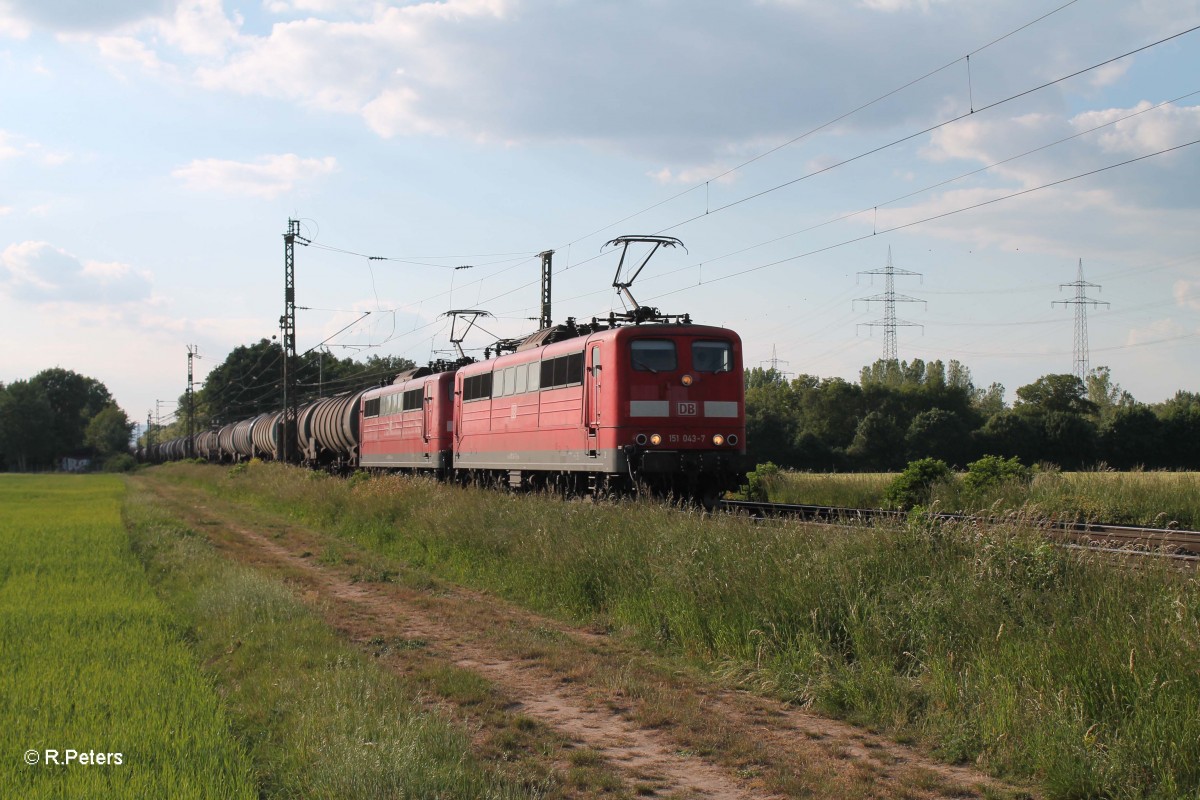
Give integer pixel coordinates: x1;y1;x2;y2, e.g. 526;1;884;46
60;457;91;473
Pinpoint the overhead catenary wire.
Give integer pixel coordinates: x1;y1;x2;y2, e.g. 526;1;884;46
428;82;1200;336
653;25;1200;236
274;1;1104;334
554;0;1086;249
184;10;1199;390
635;138;1200;307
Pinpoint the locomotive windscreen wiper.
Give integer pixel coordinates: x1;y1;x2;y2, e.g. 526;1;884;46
632;358;658;373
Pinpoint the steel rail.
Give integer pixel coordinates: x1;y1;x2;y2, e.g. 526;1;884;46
718;500;1200;559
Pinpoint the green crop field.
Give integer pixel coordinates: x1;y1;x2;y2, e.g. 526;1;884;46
0;475;255;799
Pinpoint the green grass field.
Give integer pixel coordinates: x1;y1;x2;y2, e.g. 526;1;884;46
122;483;538;800
156;461;1200;800
0;475;255;799
763;469;1200;528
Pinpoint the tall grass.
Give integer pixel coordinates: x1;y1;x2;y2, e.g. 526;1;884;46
0;475;255;800
156;462;1200;799
767;469;1200;528
122;484;539;799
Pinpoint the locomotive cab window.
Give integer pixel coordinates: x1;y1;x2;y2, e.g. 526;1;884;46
363;398;381;418
692;341;732;373
630;339;676;373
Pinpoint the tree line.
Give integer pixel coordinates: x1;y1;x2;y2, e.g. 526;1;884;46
0;368;135;471
145;339;416;445
745;359;1200;471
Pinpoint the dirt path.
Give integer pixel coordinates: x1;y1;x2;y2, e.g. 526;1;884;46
138;477;1033;800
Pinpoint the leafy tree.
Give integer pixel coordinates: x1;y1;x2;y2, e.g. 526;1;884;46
1154;391;1200;469
1086;366;1136;423
905;408;971;466
1039;411;1098;469
1100;406;1162;469
0;380;55;470
1015;374;1097;416
192;339;417;427
847;411;903;471
744;368;799;466
797;376;863;450
972;382;1006;419
85;405;135;458
975;410;1038;464
30;367;114;456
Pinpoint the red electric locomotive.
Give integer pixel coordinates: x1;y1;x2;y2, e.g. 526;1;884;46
452;321;745;504
359;367;456;473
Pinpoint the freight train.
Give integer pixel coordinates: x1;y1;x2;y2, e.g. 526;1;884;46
145;318;745;504
144;236;747;505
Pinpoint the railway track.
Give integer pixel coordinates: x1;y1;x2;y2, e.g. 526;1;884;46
718;499;1200;560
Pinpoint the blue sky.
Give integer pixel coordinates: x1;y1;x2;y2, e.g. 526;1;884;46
1;0;1198;427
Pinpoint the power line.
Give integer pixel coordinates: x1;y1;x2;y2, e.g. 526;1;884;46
638;137;1200;304
555;0;1085;249
654;24;1200;236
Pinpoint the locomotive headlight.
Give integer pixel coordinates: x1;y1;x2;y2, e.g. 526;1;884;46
712;434;725;446
681;373;694;386
728;434;739;446
635;433;648;446
650;433;663;446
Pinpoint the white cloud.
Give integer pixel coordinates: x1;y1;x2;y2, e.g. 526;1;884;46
0;129;72;165
94;34;171;73
0;206;12;216
1088;60;1130;89
1073;102;1200;158
0;10;31;38
0;241;153;304
0;131;20;160
265;0;380;15
171;153;338;198
167;0;240;56
647;163;742;186
1175;280;1200;311
1125;317;1188;347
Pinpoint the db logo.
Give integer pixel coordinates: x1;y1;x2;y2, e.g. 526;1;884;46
676;402;697;416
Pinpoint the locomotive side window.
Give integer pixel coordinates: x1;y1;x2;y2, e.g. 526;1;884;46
538;352;585;390
363;398;381;418
515;363;528;394
401;388;423;411
463;372;493;402
692;341;732;373
526;361;540;392
631;339;677;372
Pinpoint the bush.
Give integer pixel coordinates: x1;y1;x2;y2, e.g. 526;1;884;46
102;453;137;472
884;458;953;510
741;461;779;502
962;454;1032;495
